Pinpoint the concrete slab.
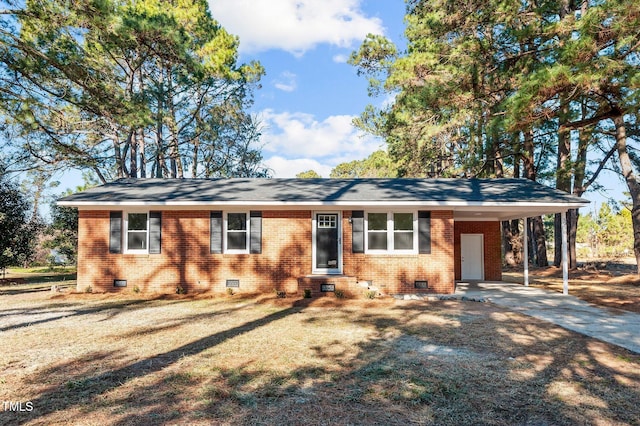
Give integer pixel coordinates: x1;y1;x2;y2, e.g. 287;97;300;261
455;281;640;354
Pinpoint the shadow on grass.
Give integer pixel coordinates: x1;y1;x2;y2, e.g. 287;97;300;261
0;296;185;332
5;299;640;425
5;304;304;425
119;302;640;425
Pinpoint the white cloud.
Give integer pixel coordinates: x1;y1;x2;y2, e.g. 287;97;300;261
259;109;383;177
208;0;384;55
332;53;349;63
264;156;333;178
274;71;297;92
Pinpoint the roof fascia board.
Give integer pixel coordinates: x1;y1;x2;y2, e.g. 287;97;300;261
60;200;590;210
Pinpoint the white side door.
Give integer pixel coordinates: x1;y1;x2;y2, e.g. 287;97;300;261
461;234;484;280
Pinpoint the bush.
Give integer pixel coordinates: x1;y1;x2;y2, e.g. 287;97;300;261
133;285;141;294
176;285;186;295
226;287;235;296
275;289;286;298
364;290;377;299
334;289;345;299
303;288;312;298
84;285;92;293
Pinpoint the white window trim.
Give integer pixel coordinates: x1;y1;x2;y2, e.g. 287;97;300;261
123;210;150;254
364;210;418;254
224;212;250;254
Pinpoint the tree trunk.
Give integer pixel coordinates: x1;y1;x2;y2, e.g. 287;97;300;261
503;220;523;265
139;129;146;178
521;128;549;266
613;115;640;274
532;216;548;266
166;67;183;179
138;67;146;178
555;100;572;267
566;115;591;269
113;138;124;179
128;129;137;178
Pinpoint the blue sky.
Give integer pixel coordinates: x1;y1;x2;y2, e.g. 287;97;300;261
208;0;407;177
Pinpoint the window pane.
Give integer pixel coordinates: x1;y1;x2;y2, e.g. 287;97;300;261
394;231;413;250
318;215;336;228
228;232;247;250
368;232;387;250
394;213;413;231
228;213;247;231
128;231;147;250
128;213;147;231
368;213;387;230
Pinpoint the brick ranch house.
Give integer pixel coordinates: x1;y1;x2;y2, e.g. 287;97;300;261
59;178;588;296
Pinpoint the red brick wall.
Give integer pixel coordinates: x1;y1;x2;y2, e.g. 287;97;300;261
453;221;502;281
77;210;311;294
342;211;455;294
77;209;457;295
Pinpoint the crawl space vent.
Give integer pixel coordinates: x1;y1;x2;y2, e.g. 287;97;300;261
414;280;428;289
320;283;335;292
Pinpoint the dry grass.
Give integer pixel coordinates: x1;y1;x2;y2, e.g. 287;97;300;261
0;268;77;295
1;291;639;426
503;262;640;314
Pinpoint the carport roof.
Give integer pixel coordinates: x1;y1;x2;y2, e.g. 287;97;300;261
58;178;589;220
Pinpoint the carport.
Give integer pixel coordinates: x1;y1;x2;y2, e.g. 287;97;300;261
453;196;590;294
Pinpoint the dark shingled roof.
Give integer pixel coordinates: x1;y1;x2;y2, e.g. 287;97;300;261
58;178;587;206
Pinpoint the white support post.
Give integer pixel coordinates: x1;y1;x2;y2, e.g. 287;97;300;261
561;211;569;295
523;217;529;287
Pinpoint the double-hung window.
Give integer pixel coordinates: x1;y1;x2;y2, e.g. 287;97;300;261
393;213;414;250
367;213;388;250
210;211;262;254
226;212;249;253
110;211;161;254
365;212;417;253
126;213;148;251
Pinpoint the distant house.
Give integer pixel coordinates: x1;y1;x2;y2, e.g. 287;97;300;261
58;178;588;295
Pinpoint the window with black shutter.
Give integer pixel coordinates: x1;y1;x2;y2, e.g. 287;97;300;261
149;211;162;254
418;211;431;254
109;211;123;254
210;211;223;254
250;211;262;254
351;211;364;253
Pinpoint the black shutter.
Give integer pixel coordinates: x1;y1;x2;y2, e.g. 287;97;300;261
109;211;122;254
418;211;431;254
149;211;162;254
210;211;223;254
352;211;364;253
250;211;262;254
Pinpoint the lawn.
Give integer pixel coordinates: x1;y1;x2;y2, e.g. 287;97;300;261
0;267;76;295
1;290;639;425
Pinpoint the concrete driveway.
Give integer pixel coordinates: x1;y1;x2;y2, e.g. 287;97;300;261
455;281;640;354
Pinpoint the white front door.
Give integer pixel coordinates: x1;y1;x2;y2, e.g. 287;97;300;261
313;212;342;274
461;234;484;280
